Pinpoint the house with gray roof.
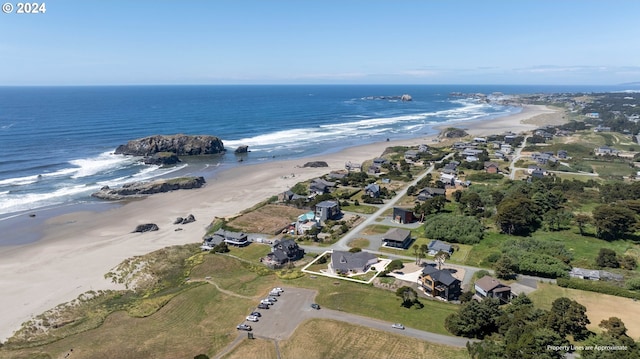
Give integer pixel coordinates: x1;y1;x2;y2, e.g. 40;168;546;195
315;200;340;222
419;265;461;301
417;187;446;201
427;240;453;256
474;275;511;304
569;267;623;281
364;183;381;198
330;250;378;275
209;229;249;247
265;239;305;266
382;228;412;249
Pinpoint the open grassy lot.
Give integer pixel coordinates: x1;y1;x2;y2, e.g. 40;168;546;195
222;338;278;359
227;204;306;234
286;275;457;335
530;282;640;340
227;243;272;262
341;203;379;214
464;229;639;269
348;237;370;248
278;319;468;359
1;284;254;359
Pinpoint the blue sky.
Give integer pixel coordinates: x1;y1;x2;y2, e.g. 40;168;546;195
1;1;640;85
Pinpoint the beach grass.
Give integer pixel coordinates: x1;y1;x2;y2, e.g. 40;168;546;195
278;319;468;359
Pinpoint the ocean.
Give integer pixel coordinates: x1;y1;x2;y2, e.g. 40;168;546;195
0;84;629;221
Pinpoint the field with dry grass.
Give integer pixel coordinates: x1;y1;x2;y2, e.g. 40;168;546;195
222;338;278;359
530;282;640;340
227;204;306;234
278;319;468;359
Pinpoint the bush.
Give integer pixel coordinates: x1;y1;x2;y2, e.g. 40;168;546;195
625;277;640;291
620;255;637;270
557;278;640;299
423;214;484;244
474;270;490;279
387;259;404;271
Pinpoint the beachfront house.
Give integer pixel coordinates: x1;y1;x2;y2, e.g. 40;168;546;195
208;229;249;247
265;239;305;267
309;178;336;195
381;228;412;249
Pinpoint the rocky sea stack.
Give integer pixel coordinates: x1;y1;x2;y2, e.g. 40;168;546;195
115;135;225;156
92;176;206;200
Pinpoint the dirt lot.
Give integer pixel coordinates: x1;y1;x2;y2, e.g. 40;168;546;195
227;204;306;235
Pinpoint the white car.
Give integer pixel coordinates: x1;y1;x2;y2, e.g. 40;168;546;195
273;287;284;293
269;290;280;296
391;323;405;330
246;315;259;322
260;299;272;305
266;297;277;303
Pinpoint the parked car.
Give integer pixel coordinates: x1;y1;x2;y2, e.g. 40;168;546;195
391;323;405;330
250;311;261;317
269;290;280;296
311;303;320;310
273;287;284;293
246;315;259;322
237;324;252;331
260;299;273;305
257;303;269;309
266;297;277;303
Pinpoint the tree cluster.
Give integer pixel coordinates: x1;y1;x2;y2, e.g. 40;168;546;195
423;213;484;244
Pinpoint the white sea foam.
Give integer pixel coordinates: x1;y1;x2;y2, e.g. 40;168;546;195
69;152;133;179
0;184;100;214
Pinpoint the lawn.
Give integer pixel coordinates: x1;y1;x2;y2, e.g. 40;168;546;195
278;319;468;359
227;243;272;262
227;204;307;234
464;229;640;269
286;275;457;335
529;282;640;339
341;203;380;214
347;237;370;248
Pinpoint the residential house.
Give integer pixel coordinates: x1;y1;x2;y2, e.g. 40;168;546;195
382;228;412;249
315;200;341;222
210;229;249;247
466;155;479;162
504;135;518;143
462;149;483;157
595;146;619;156
586;112;600;119
330;250;378;275
418;144;430;153
393;207;414;224
484;162;499;174
364;183;381;198
296;211;318;234
557;150;568;159
474;276;512;304
367;165;381;174
427;240;453;256
569;267;623;281
404;150;419;161
265;239;305;266
440;173;456;186
473;137;487;143
418;265;461;301
500;144;512;154
417;187;446;201
345;161;362;172
309;178;336;195
372;157;388;167
280;190;307;202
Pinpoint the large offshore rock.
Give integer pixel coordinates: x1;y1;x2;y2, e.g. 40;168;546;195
115;135;224;156
92;176;206;200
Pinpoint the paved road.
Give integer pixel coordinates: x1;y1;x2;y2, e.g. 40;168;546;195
232;287;473;348
333;153;453;251
509;134;530;180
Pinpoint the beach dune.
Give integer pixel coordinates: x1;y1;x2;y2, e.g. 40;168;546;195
0;104;563;342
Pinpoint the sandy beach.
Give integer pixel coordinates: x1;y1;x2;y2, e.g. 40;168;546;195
0;104;564;341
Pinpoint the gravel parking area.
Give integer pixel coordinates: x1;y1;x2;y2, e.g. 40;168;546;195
245;287;319;340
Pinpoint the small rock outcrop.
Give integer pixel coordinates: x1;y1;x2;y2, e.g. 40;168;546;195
133;223;159;233
92;177;206;200
115;135;224;156
173;217;184;225
441;127;469;139
401;94;413;102
303;161;329;168
182;214;196;224
235;145;249;154
143;152;181;166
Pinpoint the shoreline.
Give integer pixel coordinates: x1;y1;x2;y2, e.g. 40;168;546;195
0;104;565;342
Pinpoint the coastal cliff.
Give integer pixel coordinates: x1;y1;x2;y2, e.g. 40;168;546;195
92;176;206;200
115;135;225;156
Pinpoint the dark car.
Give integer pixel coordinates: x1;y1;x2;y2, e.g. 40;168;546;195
250;311;261;317
311;303;320;310
258;303;269;309
237;324;252;331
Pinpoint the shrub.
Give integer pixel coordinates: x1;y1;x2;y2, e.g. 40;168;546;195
387;259;404;271
620;255;637;270
625;277;640;291
557;278;640;299
423;213;484;244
